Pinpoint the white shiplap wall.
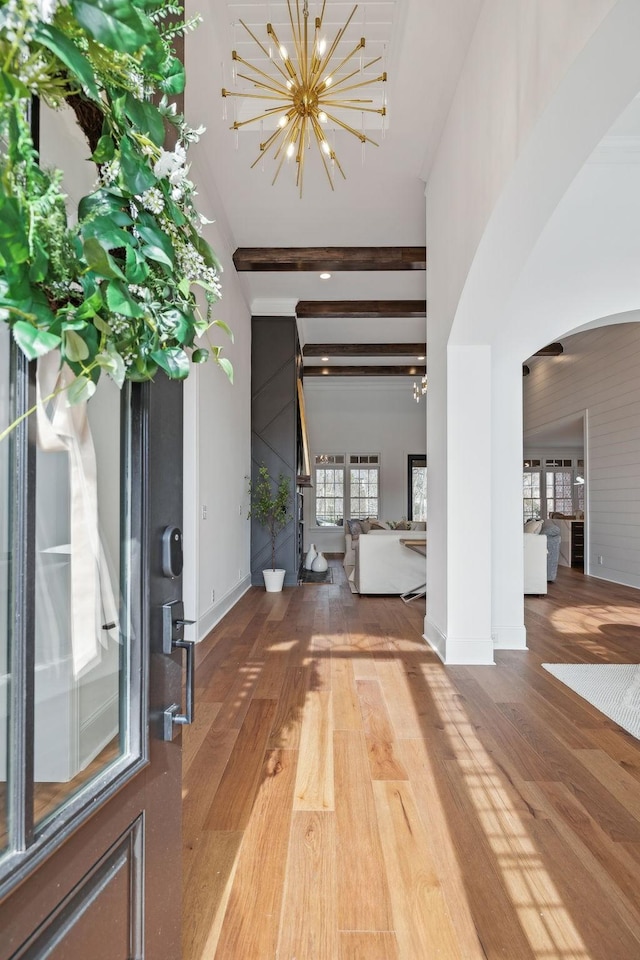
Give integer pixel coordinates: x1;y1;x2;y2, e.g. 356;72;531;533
524;321;640;588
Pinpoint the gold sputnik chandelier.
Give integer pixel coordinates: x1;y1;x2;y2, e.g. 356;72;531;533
221;1;388;196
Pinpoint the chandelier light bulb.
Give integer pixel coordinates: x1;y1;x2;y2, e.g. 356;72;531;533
321;140;331;155
318;111;328;124
323;75;333;87
278;115;288;128
279;45;288;60
286;142;295;158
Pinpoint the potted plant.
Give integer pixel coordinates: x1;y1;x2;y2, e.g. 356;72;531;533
248;463;292;592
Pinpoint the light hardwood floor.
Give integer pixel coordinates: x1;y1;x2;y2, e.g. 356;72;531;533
182;562;640;960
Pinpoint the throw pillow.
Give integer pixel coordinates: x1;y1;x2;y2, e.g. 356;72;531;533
524;519;543;534
395;520;410;530
346;519;363;538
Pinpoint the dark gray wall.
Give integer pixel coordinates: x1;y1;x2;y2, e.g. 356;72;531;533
250;316;299;586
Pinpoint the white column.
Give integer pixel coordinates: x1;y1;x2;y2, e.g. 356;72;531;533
426;344;494;665
491;353;527;650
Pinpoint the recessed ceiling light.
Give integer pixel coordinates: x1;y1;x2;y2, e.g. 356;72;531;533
417;355;425;360
321;356;329;361
319;272;331;280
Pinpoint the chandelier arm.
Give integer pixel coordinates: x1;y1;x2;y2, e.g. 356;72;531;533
309;115;342;186
231;105;293;132
320;102;384;115
231;54;292;93
320;110;380;146
233;74;293;99
238;19;291;85
285;0;304;77
271;118;301;185
313;5;359;81
266;22;297;80
297;114;307;197
319;59;383;95
321;75;387;98
310;39;365;88
250;124;288;168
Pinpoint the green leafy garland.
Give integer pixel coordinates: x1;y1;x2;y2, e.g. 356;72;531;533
0;0;231;408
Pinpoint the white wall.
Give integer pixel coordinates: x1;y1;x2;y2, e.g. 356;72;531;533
425;0;640;663
303;379;426;555
525;322;640;589
183;29;253;641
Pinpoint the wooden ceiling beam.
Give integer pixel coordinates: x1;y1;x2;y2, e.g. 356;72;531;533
533;342;564;357
304;365;426;378
297;300;426;319
233;246;426;272
303;343;426;358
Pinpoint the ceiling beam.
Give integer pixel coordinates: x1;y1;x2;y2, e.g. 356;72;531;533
305;365;426;378
297;300;426;319
532;342;564;357
233;246;426;272
303;343;426;358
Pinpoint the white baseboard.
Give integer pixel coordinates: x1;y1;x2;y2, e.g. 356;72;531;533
197;576;252;642
424;616;495;665
492;624;528;650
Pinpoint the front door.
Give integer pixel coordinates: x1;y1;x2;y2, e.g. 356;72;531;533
0;333;188;958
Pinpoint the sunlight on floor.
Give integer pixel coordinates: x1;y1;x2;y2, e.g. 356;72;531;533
550;604;639;637
423;664;591;960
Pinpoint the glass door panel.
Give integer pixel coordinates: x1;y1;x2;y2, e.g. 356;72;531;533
33;365;125;828
0;326;9;851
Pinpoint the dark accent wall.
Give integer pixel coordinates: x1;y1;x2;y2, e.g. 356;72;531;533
251;315;300;586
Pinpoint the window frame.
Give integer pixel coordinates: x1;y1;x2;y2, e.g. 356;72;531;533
313;453;381;527
407;454;426;521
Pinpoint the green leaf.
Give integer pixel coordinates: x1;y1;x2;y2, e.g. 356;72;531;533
135;214;174;268
217;357;234;384
12;322;61;360
212;319;234;342
150;346;190;379
159;308;189;343
63;329;90;362
78;188;129;221
34;22;100;100
124;94;166;146
75;289;104;320
119;136;156;195
83;237;126;280
82;215;134;250
96;343;126;388
191;348;209;364
93;314;112;335
106;281;144;317
125;245;149;283
28;239;49;284
159;56;185;96
91;135;116;164
0;70;29;100
0;196;29;266
70;0;157;54
67;375;97;406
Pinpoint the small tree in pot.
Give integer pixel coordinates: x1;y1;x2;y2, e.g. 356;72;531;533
248;463;292;591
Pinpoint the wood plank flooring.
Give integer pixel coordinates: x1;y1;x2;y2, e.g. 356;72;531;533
182;563;640;960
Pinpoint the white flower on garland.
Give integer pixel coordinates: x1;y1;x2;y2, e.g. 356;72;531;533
153;143;187;182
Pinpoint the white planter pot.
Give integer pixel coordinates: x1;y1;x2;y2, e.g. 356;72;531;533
263;568;286;592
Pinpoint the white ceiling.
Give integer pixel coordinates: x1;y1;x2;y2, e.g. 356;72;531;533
186;0;483;365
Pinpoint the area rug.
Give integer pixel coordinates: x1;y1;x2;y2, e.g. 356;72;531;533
298;566;334;584
542;663;640;739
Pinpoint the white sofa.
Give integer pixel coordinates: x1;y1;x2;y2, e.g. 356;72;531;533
524;532;548;594
346;529;426;595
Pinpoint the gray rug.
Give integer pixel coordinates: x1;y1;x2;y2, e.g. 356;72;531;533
542;663;640;739
298;566;334;584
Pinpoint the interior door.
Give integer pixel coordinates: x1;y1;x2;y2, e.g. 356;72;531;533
0;334;189;959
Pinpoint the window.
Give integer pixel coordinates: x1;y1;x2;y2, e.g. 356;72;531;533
314;455;344;525
522;457;585;521
314;453;380;525
408;455;427;521
348;455;379;519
